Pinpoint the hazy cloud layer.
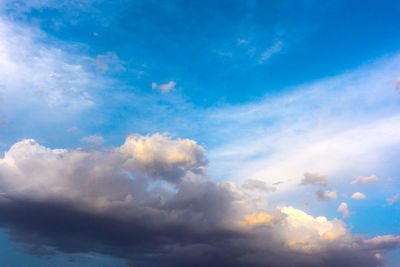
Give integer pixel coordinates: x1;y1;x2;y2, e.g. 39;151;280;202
0;134;398;266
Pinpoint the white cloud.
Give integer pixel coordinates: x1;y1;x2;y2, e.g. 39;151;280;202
338;202;350;218
206;54;400;193
152;81;176;93
300;172;329;186
242;179;276;192
351;175;379;185
259;40;282;63
119;133;207;183
0;18;97;109
316;189;337;202
67;126;78;132
81;135;104;145
387;194;400;205
237;39;248;45
352;192;366;199
280;206;347;250
94;52;125;73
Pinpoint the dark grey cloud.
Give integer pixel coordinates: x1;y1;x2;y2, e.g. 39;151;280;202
0;135;398;267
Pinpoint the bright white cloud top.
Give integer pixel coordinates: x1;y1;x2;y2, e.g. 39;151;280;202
352;192;366;200
0;135;398;266
0;1;400;266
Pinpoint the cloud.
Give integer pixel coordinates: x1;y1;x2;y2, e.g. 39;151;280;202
152;81;176;93
0;135;397;266
0;17;97;110
67;126;78;132
119;133;207;184
351;175;379;185
81;135;104;145
237;39;248;45
259;40;282;63
242;179;276;192
300;172;329;186
351;192;366;199
337;202;350;218
94;52;125;74
204;54;400;192
316;189;337;202
387;194;400;205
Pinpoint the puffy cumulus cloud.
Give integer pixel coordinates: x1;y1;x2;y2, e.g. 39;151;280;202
242;179;276;192
300;172;329;186
352;192;366;200
152;81;176;93
119;133;207;183
338;202;350;218
316;189;337;202
0;135;398;266
351;175;379;185
280;206;347;250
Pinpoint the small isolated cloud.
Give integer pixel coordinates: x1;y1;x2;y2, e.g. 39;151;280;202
338;202;350;218
81;135;104;145
237;39;248;45
351;175;379;185
387;194;400;205
67;126;78;132
352;192;366;199
300;172;329;186
242;179;276;193
259;40;282;64
316;189;337;202
152;81;176;93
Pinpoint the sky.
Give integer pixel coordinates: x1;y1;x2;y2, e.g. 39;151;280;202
0;0;400;266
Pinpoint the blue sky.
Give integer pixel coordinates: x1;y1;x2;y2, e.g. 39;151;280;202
0;1;400;266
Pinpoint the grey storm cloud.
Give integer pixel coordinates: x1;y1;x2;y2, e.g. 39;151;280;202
0;133;398;267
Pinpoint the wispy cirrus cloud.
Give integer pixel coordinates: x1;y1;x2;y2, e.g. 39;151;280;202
258;40;282;64
205;54;400;193
351;175;379;185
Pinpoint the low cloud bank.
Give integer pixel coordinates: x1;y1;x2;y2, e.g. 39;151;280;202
0;134;398;266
